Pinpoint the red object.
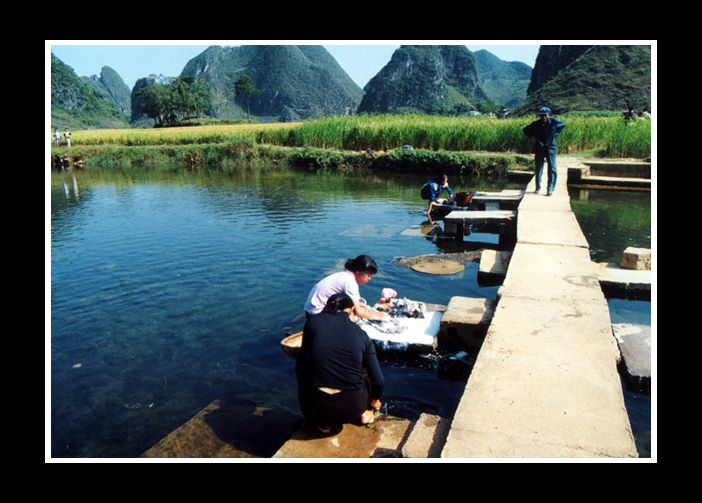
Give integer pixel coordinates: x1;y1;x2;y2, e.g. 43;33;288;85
455;192;472;206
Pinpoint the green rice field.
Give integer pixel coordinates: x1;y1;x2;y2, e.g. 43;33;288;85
56;114;651;160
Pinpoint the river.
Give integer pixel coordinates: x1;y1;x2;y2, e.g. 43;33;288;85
49;166;651;458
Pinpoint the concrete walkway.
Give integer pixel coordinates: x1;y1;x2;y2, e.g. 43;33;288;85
441;158;638;458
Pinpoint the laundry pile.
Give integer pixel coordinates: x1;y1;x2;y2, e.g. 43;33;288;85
359;298;428;334
378;298;427;319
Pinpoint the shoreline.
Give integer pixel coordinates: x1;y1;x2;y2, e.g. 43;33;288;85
50;143;538;178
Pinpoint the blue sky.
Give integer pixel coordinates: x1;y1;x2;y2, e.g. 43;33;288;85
48;41;542;90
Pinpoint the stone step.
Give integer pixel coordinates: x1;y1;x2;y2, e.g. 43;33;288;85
437;296;496;352
444;210;517;245
141;401;456;459
471;190;525;210
612;324;651;396
401;413;453;458
592;262;651;301
567;165;651;189
140;399;301;458
444;209;516;225
478;250;512;286
273;415;414;458
583;161;651;179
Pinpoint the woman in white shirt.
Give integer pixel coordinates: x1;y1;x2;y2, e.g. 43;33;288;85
304;255;390;321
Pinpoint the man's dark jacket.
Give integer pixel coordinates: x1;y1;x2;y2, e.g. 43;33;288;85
523;117;566;149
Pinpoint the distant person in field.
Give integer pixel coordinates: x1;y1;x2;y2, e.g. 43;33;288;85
623;107;637;124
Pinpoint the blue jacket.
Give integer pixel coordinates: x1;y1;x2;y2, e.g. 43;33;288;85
523;117;565;149
421;180;453;201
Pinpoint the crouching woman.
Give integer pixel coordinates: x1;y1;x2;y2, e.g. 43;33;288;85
296;293;384;433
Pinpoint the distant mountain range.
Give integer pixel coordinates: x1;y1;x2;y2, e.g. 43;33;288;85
50;44;651;130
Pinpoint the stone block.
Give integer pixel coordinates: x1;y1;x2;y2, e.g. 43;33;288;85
621;247;651;270
438;297;495;351
478;250;512;286
401;413;452;458
612;323;651;396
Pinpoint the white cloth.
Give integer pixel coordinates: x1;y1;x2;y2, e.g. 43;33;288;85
304;270;360;315
358;311;442;350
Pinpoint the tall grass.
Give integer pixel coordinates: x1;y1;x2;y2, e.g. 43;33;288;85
59;115;651;159
257;114;651;158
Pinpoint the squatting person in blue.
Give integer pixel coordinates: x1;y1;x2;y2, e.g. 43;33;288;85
421;173;455;215
522;107;565;196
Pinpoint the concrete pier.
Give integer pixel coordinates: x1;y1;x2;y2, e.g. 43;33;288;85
444;210;517;247
441;159;639;458
478;250;512;286
471;190;524;210
568;160;651;189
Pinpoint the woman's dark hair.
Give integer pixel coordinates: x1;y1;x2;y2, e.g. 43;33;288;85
344;255;378;275
322;293;355;314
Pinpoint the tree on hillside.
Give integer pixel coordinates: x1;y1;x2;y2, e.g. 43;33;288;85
170;76;211;121
133;78;171;125
134;76;211;125
234;74;259;120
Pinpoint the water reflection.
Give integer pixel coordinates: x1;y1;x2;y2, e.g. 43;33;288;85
569;187;651;263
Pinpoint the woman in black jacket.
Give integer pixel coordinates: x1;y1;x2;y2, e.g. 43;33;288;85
296;293;385;432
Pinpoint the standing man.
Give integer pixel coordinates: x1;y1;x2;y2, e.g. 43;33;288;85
522;107;565;196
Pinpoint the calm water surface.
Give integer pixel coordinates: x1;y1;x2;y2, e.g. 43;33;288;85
50;167;518;457
50;167;652;458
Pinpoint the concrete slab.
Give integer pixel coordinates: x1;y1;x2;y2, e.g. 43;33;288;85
401;413;452;458
592;262;651;301
444;210;516;225
141;399;301;458
576;176;651;189
339;224;406;238
471;191;524;210
442;295;637;458
273;416;413;459
438;297;496;351
612;323;651;396
518;193;573;212
583;161;651;179
565;158;651;189
499;243;603;302
444;210;517;243
478;250;512;286
517;209;590;248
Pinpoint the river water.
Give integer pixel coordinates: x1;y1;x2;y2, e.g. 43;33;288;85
49;166;652;458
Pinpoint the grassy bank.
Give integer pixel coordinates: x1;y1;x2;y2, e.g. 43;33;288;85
50;114;651;174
